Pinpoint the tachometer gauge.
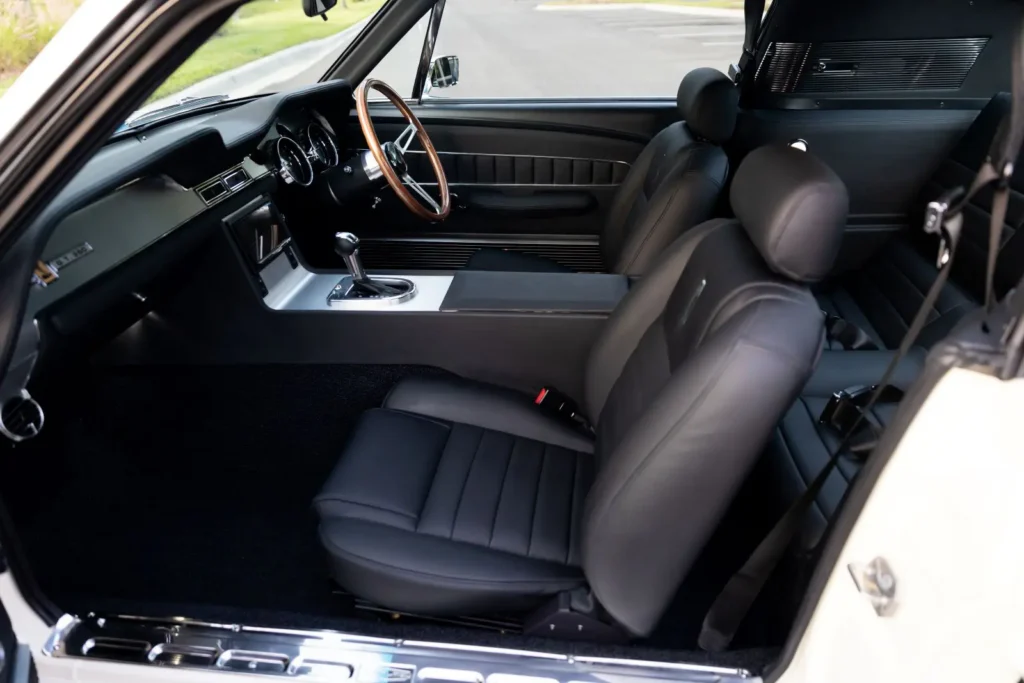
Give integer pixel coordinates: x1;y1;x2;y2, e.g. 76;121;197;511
274;135;314;187
307;121;340;169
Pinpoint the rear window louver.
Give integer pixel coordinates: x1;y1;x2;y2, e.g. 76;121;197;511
753;37;989;94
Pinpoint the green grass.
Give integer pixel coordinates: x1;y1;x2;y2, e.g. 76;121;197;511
0;0;79;82
543;0;746;8
150;0;383;100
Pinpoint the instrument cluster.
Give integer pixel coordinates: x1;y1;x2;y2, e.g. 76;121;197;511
268;115;340;188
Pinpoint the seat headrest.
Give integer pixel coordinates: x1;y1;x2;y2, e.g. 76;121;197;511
677;68;738;144
731;144;848;283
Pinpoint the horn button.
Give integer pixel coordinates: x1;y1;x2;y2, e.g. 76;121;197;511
381;141;408;175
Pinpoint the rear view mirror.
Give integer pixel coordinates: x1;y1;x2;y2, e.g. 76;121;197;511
302;0;338;19
428;56;460;90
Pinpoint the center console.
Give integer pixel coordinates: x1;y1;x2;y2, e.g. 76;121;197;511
245;203;630;318
202;195;630;397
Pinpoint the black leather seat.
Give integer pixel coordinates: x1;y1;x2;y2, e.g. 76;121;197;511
315;144;847;636
464;68;737;276
816;93;1024;350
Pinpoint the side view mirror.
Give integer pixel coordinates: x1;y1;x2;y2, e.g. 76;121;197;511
427;55;460;92
302;0;338;19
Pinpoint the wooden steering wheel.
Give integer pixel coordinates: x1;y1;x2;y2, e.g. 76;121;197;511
355;79;451;221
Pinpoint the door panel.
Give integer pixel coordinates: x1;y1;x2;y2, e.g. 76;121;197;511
333;100;678;272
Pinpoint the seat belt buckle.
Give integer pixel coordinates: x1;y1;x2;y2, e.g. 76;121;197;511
535;387;594;435
819;385;872;437
924;187;964;268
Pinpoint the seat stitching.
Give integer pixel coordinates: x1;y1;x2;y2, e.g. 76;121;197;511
415;422;454;533
449;425;485;540
316;497;419;520
621;169;723;272
487;435;517;549
565;452;582;566
787;401;829;520
318;527;584;588
847;274;917;341
876;259;940;317
526;442;548;559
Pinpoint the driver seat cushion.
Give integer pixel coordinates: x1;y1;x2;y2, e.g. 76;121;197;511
314;377;594;614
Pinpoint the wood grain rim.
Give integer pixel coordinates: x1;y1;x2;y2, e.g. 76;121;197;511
355;79;451;221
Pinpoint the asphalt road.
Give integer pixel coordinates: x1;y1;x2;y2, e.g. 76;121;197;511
153;0;744;108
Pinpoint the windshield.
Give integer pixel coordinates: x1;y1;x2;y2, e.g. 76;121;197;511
1;0;384;119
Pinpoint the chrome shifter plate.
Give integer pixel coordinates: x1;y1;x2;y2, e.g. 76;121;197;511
327;276;417;309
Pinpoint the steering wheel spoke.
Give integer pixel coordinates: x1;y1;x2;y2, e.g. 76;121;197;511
396;124;416;153
355;79;450;221
402;174;441;213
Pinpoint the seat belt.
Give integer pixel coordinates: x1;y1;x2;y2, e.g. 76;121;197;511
731;0;766;83
698;15;1024;652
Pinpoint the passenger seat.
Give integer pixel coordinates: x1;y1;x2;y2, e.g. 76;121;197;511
465;68;737;275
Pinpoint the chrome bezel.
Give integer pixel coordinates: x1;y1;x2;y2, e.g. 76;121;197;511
306;122;339;169
275;135;314;187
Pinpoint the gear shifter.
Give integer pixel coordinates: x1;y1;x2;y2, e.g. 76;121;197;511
335;232;369;282
330;231;414;302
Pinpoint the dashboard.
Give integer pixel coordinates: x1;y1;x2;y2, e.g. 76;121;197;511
21;80;355;324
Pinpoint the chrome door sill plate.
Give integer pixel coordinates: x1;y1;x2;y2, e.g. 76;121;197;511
44;613;755;682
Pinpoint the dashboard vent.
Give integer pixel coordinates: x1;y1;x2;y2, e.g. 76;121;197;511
357;238;605;272
195;166;251;205
754;37;989;94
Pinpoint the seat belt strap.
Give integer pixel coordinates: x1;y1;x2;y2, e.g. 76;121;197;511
732;0;766;83
697;193;963;653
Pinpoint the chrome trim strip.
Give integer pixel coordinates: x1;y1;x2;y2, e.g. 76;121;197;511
360;236;599;247
400;642;565;661
407;182;620;188
403;149;631;167
44;614;756;682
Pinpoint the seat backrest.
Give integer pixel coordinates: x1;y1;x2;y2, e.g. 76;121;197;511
580;145;848;636
601;68;738;276
917;92;1024;299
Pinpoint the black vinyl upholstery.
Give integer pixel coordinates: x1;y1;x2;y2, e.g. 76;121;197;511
814;93;1024;351
465;68;735;276
768;92;1024;546
317;145;846;635
314;397;593;614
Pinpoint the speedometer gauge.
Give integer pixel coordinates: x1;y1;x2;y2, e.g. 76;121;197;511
274;135;314;187
307;121;339;169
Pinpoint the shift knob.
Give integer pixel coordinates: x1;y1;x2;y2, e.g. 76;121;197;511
334;232;359;257
335;231;368;282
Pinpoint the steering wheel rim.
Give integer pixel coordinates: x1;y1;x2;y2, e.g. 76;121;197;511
355;79;451;221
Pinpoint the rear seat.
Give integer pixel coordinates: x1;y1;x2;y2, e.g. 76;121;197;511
765;92;1024;541
815;92;1024;350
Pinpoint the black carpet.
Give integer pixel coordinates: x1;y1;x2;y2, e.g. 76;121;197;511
1;363;445;616
0;362;784;673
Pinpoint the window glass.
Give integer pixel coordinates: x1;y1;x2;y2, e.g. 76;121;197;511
365;12;432;98
424;0;745;99
1;0;386;116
